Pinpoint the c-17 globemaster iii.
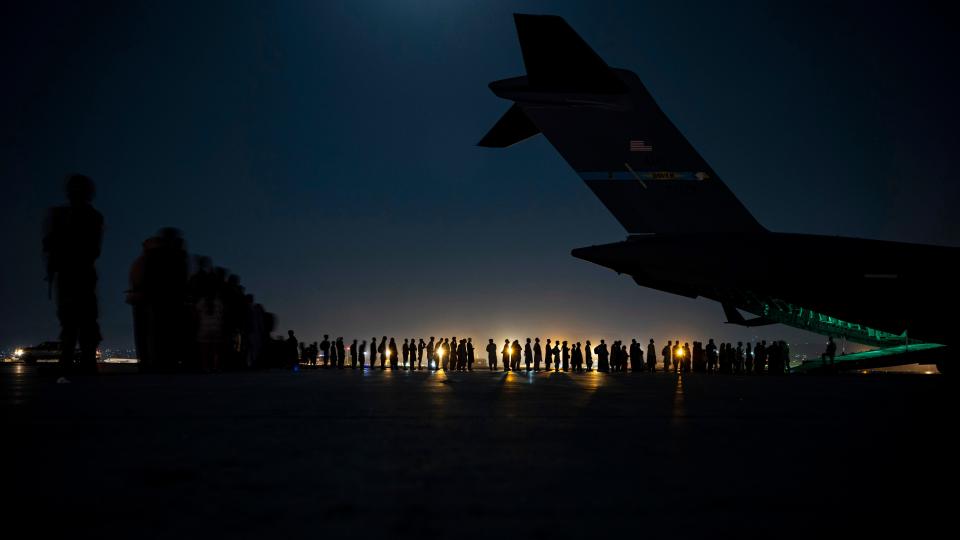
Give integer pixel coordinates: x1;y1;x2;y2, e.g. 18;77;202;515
480;14;956;374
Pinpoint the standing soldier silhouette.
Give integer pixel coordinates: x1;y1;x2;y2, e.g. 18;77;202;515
44;174;104;374
418;338;426;370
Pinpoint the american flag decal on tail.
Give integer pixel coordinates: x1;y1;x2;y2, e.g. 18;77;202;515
629;140;653;152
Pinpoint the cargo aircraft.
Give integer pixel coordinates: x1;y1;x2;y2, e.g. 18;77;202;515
480;14;956;373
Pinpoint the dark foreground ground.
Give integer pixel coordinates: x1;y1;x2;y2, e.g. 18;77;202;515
4;364;956;539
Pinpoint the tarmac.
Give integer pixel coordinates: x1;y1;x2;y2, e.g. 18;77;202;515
3;364;955;539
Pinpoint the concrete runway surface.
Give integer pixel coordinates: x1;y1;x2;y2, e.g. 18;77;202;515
4;364;955;539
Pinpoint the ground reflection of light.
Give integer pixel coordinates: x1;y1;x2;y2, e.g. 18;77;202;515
672;373;686;423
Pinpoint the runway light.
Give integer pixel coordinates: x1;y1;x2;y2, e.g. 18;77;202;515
14;348;24;358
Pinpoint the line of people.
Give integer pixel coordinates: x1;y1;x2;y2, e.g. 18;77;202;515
127;228;285;373
290;335;794;374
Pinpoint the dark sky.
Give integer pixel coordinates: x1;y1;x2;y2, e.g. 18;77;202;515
3;1;959;352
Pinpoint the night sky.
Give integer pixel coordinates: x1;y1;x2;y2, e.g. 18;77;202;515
3;1;959;352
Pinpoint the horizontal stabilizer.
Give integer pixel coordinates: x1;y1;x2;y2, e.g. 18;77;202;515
513;14;625;93
723;303;775;327
478;103;541;148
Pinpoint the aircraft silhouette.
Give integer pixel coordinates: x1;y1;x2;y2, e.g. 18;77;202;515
481;14;955;374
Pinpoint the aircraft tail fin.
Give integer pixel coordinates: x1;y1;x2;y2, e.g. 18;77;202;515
513;14;625;93
483;14;766;235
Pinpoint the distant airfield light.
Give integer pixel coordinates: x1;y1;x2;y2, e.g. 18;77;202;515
14;348;24;358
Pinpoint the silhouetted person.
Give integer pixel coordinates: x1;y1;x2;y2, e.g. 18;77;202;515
389;338;399;369
467;337;475;370
330;338;340;368
822;337;837;367
629;339;643;371
45;175;104;374
560;341;570;372
533;338;542;371
745;342;753;373
369;338;377;369
511;340;522;371
585;340;593;371
552;341;560;371
671;341;681;373
545;339;553;371
502;339;510;372
524;338;533;372
336;337;345;368
647;339;657;372
320;335;331;368
596;340;609;372
358;340;366;368
703;339;715;373
418;338;426;369
662;340;672;372
486;339;497;370
457;339;467;371
569;342;579;372
379;336;388;369
755;340;767;374
350;339;359;368
286;330;299;368
402;339;410;368
450;337;458;369
426;337;435;370
195;291;224;372
441;338;450;370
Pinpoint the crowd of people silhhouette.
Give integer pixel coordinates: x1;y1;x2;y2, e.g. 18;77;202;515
126;229;291;372
289;335;794;374
43;174;802;377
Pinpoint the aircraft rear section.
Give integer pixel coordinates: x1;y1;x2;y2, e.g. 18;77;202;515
482;14;955;375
